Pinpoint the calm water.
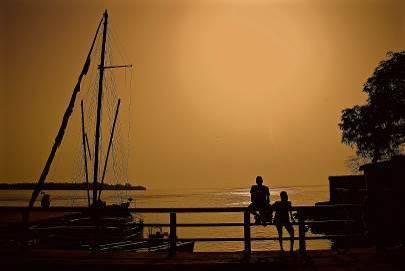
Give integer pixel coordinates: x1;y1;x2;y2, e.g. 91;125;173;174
0;185;330;252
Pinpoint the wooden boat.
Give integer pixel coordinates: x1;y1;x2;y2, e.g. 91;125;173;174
21;9;143;250
21;10;193;252
28;205;144;249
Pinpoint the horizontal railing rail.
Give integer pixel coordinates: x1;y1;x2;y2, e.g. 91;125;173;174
0;204;361;213
0;205;363;255
141;219;357;227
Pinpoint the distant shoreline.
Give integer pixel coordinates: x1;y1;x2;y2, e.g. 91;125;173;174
0;182;146;191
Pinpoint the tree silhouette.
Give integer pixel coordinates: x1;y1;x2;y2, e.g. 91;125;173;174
339;51;405;162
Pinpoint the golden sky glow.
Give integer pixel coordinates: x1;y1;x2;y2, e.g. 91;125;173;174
1;0;405;189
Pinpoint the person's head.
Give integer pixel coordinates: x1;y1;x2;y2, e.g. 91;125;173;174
256;176;263;186
280;191;288;201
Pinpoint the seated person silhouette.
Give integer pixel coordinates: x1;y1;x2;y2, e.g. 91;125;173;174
273;191;295;254
249;176;272;225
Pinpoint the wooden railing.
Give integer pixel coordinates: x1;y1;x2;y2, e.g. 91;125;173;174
127;206;362;255
0;205;363;255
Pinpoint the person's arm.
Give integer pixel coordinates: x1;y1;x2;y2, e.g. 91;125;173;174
265;187;270;205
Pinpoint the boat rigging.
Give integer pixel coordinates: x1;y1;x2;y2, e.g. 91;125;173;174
27;10;132;213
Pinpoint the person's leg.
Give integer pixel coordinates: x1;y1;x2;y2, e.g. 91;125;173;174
248;203;255;215
262;207;272;225
285;223;294;254
255;212;261;224
253;207;263;225
248;204;259;224
276;224;284;251
258;208;266;225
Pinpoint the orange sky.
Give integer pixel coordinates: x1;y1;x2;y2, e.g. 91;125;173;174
1;0;405;189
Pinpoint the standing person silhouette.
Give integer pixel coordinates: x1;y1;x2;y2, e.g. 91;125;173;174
273;191;295;254
249;176;272;225
40;192;51;208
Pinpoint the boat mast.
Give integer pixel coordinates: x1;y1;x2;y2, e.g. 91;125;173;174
98;99;121;200
93;10;108;205
80;101;91;207
85;134;92;160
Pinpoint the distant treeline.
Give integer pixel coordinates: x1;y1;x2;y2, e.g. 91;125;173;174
0;182;146;191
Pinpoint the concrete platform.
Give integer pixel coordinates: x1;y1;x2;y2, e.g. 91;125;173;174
1;248;404;271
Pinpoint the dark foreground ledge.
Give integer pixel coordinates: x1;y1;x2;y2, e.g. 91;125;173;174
1;248;404;271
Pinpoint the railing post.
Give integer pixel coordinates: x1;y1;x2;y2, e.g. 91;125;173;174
169;212;177;256
243;210;251;255
298;210;306;255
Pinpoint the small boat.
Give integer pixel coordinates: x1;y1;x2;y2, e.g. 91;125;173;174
92;226;194;252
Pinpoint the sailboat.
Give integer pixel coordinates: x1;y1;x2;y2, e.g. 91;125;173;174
23;10;194;252
23;10;143;250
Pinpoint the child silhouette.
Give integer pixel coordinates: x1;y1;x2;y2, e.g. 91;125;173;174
273;191;295;254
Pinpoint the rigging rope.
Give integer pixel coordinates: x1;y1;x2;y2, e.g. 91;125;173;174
42;19;134;207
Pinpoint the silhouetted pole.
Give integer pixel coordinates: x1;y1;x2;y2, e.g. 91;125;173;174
93;10;108;206
26;15;103;215
169;212;177;256
98;99;121;200
298;211;307;255
81;101;91;207
243;210;251;255
85;134;92;160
